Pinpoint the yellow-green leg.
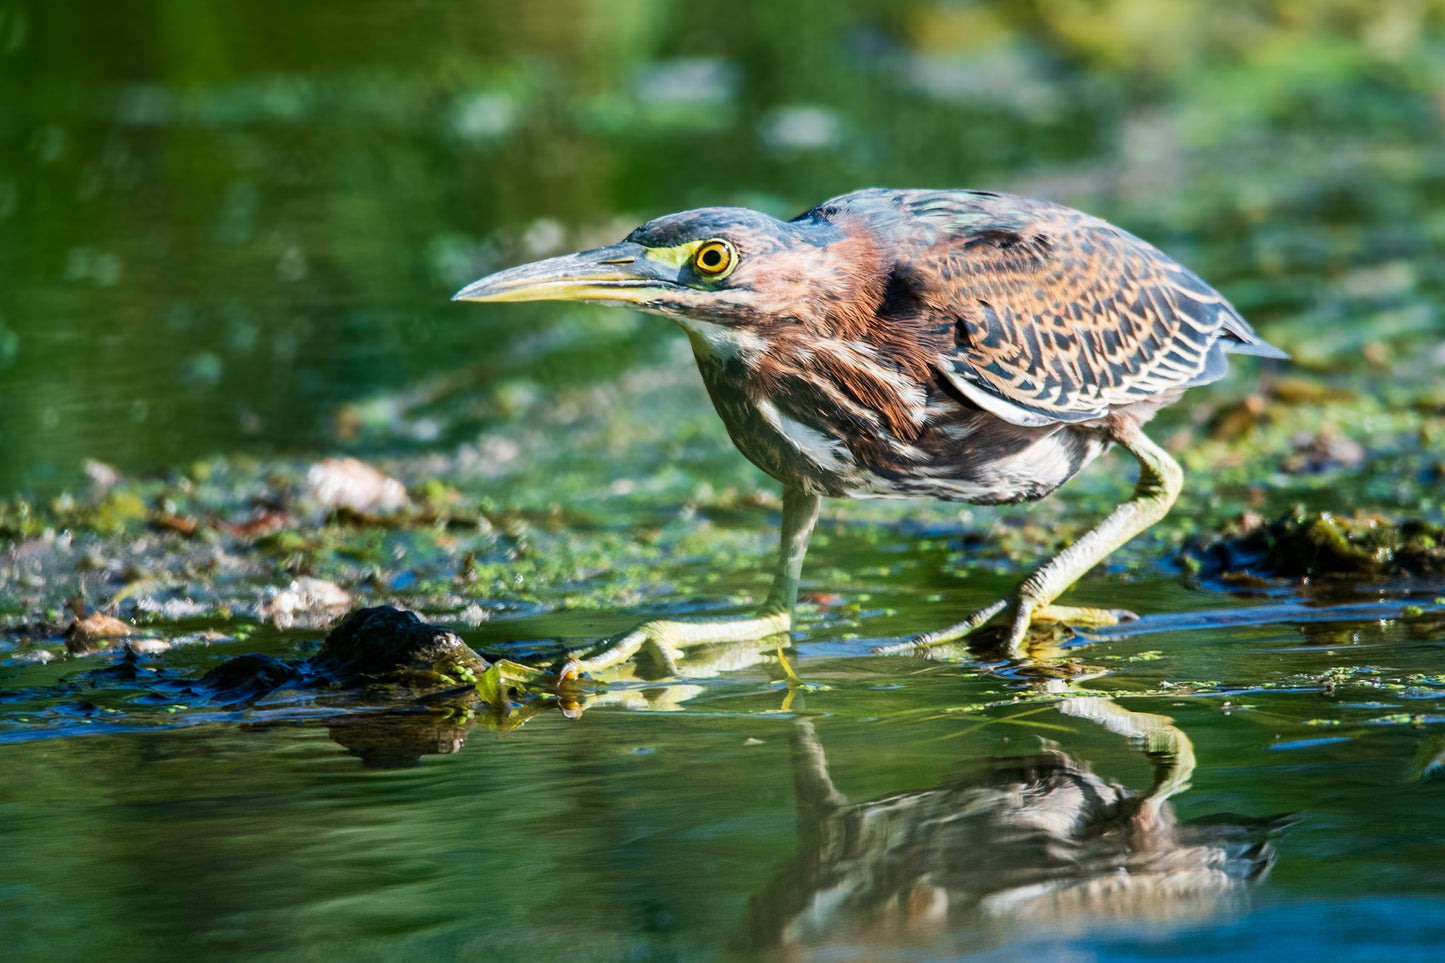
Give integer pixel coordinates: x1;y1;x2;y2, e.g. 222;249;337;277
891;423;1183;658
559;487;821;679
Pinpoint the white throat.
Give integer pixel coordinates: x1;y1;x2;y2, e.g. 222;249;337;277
676;317;769;362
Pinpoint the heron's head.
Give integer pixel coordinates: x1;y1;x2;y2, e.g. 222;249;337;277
453;205;875;347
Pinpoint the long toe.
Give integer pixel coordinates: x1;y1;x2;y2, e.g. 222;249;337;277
1034;603;1139;628
906;597;1012;652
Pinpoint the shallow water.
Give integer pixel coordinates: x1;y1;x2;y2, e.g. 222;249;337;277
4;560;1445;961
4;1;1445;959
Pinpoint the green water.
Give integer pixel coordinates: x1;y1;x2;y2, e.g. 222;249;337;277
4;0;1445;959
4;610;1445;961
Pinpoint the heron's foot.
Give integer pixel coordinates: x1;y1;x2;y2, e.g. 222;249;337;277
558;608;791;681
1038;603;1139;629
878;599;1137;659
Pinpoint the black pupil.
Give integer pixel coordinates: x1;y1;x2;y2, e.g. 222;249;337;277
701;248;722;268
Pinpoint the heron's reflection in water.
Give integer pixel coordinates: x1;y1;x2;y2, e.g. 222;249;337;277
746;697;1281;955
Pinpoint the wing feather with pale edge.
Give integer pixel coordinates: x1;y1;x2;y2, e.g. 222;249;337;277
840;190;1286;428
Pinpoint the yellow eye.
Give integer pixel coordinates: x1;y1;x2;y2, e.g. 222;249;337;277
692;239;736;278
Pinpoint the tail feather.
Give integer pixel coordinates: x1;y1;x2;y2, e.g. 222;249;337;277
1219;307;1290;360
1222;337;1290;360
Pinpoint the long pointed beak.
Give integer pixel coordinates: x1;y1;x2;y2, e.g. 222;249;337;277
452;241;679;306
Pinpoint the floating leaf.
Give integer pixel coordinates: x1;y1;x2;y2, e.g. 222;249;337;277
474;659;551;708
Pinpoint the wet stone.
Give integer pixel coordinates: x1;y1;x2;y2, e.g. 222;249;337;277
199;653;306;705
133;596;212;620
125;638;171;656
9;649;57;666
312;605;488;685
64;611;133;654
253;576;351;628
305;457;409;513
168;631;233;647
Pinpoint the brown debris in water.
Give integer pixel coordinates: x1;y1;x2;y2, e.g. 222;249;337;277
64;610;133;654
1279;430;1366;475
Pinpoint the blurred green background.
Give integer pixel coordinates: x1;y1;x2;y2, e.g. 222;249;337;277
2;0;1443;497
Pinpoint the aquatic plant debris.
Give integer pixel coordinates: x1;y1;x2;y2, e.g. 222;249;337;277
1187;509;1445;580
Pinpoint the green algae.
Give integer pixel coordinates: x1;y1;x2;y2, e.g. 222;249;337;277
1191;507;1445;581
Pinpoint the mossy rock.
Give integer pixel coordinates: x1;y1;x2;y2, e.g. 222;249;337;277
1190;510;1445;580
1270;512;1445;577
312;605;489;686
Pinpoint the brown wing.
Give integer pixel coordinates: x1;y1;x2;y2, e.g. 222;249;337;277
854;191;1284;428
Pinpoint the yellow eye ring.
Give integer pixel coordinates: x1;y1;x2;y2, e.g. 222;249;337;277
692;239;736;278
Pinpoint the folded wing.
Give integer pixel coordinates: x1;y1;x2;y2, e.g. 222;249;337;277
894;192;1286;428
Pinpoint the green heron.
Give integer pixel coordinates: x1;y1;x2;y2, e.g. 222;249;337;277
455;189;1286;674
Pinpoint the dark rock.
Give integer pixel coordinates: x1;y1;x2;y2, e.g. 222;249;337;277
200;653;305;704
312;605;488;685
186;606;487;710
